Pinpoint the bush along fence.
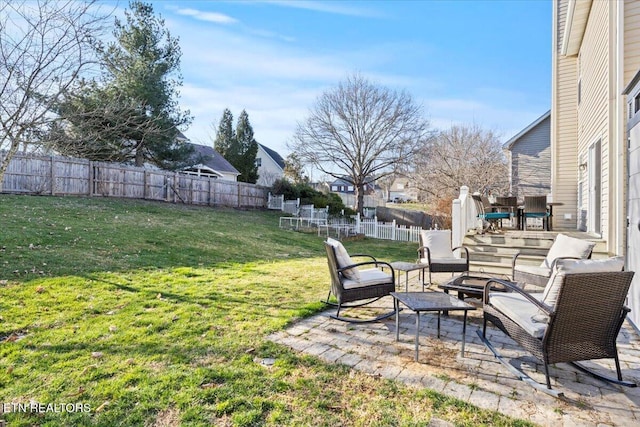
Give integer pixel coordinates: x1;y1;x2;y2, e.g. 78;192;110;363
0;151;268;208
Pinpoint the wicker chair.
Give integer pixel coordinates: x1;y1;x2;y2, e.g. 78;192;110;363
472;194;510;233
479;258;635;397
417;229;469;288
522;195;549;230
495;196;518;228
324;238;397;323
512;233;595;288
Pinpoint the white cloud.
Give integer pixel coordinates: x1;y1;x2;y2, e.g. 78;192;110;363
175;8;238;24
263;0;383;18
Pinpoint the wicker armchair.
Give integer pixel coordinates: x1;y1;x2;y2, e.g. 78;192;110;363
417;230;469;288
479;257;635;397
324;238;397;323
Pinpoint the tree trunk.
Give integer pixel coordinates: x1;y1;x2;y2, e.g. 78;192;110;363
135;145;144;167
355;183;365;215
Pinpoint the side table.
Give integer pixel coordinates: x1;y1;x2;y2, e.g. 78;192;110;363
390;261;427;292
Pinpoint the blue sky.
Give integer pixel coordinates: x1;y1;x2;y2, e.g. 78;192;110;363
135;0;552;157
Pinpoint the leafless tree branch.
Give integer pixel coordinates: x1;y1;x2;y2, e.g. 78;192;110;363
289;73;430;214
0;0;111;190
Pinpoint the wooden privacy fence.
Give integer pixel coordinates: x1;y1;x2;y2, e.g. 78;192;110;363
0;151;268;208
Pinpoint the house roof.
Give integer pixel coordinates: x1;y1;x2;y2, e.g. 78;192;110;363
188;143;239;175
502;110;551;150
259;144;285;169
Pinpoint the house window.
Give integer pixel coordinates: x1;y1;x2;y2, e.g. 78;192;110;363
256;158;262;167
347;185;354;192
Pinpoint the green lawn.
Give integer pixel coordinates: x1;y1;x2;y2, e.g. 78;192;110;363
0;195;532;426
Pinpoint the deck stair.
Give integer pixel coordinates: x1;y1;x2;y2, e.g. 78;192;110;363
462;231;608;277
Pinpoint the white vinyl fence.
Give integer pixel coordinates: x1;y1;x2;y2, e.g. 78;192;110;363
355;216;424;242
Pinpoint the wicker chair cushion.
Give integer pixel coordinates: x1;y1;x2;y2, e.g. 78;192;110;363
419;257;467;266
541;233;595;269
326;237;361;281
342;268;392;289
420;230;454;259
541;257;625;308
489;292;546;338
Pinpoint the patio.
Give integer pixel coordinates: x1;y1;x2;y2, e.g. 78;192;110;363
268;272;640;427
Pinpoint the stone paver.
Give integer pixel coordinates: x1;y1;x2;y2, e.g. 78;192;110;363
267;272;640;426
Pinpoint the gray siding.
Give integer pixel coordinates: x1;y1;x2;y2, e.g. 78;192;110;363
509;115;551;199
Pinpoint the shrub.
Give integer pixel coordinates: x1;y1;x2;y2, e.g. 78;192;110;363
270;179;347;215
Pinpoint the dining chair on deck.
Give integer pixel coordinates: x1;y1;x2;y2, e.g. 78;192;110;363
495;196;518;228
523;196;549;230
472;194;510;233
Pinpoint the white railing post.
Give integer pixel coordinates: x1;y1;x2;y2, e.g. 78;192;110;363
392;220;396;241
452;185;470;256
452;199;462;257
374;216;379;239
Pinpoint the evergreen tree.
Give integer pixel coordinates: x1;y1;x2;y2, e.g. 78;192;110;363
214;109;234;158
213;109;259;183
234;110;259;183
52;1;193;169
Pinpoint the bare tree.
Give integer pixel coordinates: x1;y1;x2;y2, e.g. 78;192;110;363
289;73;430;214
410;124;509;202
0;0;110;190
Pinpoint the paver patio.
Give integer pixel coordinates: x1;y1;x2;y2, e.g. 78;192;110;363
268;273;640;427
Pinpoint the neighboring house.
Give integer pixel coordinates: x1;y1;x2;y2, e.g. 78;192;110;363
256;144;285;187
552;1;640;327
388;178;418;202
502;110;551;200
183;143;240;182
329;177;377;194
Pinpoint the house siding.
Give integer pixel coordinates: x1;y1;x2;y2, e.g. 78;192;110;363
552;0;640;252
625;0;640;86
255;145;284;187
552;0;579;230
576;0;611;239
509;116;551;199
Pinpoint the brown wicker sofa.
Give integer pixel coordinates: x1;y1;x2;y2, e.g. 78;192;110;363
512;233;595;287
480;257;635;397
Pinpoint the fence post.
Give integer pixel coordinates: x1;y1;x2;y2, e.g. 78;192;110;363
452;198;462;257
143;170;148;199
392;220;396;241
50;155;55;195
356;213;361;234
88;161;94;196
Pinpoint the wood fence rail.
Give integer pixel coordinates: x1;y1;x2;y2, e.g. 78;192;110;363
0;151;268;208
